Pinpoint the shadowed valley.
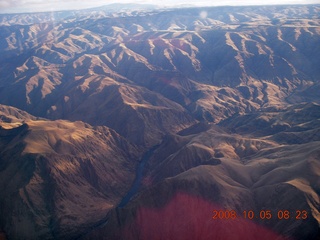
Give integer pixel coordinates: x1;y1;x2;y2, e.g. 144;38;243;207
0;4;319;240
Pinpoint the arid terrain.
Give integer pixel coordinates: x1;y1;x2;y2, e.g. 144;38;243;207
0;4;319;240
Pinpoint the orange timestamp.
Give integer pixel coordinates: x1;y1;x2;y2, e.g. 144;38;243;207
212;210;308;220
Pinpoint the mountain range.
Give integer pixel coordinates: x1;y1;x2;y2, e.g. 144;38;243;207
0;4;319;240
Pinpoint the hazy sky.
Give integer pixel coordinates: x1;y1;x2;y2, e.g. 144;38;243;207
0;0;319;14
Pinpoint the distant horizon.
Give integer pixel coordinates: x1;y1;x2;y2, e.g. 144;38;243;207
0;0;319;14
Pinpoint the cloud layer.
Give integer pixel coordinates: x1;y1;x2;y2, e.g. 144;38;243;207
0;0;115;13
0;0;318;13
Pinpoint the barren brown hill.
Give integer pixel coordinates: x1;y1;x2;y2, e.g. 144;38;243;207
83;103;320;240
46;79;196;146
0;5;319;146
0;4;319;240
0;118;140;239
0;104;41;123
220;102;320;144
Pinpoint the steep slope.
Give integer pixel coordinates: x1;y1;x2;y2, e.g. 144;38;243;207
0;117;140;239
219;102;320;143
46;76;196;147
0;5;319;140
0;104;41;123
82;103;320;240
0;4;319;240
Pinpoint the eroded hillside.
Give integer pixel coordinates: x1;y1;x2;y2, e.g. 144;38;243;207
0;4;319;240
0;5;319;146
